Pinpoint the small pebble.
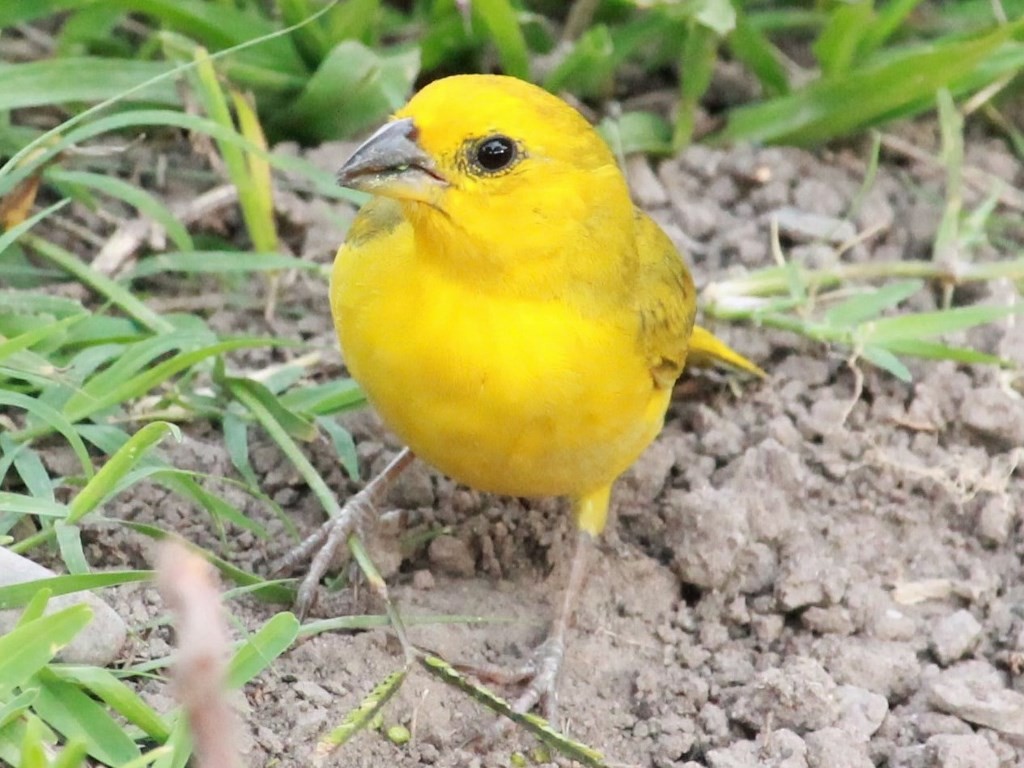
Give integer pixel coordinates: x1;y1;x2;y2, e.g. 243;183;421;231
411;569;435;590
0;549;127;667
293;680;333;707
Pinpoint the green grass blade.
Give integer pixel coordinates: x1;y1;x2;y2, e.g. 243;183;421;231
270;40;418;142
0;58;179;110
419;654;607;767
276;378;366;417
32;668;142;765
127;0;307;75
0;3;338;189
674;21;719;150
297;612;506;638
0;312;86;364
598;111;673;156
859;303;1022;344
728;12;789;96
278;0;329;65
823;280;924;327
317;417;360;481
151;717;190;768
933;88;964;267
857;0;926;60
55;523;90;575
50;666;172;742
813;0;873;77
49;169;193;252
189;42;279;254
472;0;530;80
15;588;52;628
118;520;294;603
717;24;1024;145
50;740;88;768
317;667;408;754
154;470;270;538
0;200;69;256
0;605;92;697
225;612;300;688
60;330;217;420
0;492;70;519
21;234;173;334
1;109;358;203
0;0;97;26
10;441;53;501
227;377;317;441
17;716;50;768
61;337;288;427
0;689;38;731
222;412;259;488
0;571;154;610
878;338;1016;367
67;421;179;524
229;377;342;518
860;344;913;382
543;24;617;96
0;290;84;317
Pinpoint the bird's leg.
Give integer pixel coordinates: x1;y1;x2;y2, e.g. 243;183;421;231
465;528;595;732
274;447;415;618
511;528;594;722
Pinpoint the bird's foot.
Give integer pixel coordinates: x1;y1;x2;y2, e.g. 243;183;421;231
273;448;415;618
459;633;567;740
273;484;380;618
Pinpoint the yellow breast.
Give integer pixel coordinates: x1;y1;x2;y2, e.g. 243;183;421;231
331;207;668;499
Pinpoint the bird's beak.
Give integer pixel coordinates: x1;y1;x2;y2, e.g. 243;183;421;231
337;118;447;201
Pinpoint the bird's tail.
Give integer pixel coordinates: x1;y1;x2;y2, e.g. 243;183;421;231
686;325;766;378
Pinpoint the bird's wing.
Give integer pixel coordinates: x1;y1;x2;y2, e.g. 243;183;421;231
633;210;698;389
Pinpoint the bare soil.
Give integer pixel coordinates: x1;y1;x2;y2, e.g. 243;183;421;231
35;118;1024;768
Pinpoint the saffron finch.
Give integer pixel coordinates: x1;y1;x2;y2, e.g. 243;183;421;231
287;74;763;723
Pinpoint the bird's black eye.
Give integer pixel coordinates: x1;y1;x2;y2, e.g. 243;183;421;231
474;135;517;173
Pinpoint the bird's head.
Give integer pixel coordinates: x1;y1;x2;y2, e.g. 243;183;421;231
337;75;634;272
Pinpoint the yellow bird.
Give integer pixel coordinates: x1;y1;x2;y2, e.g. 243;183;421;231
289;74;762;721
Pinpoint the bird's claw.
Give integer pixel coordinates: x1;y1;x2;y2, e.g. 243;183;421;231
460;634;567;744
272;448;416;619
511;636;565;721
273;487;379;620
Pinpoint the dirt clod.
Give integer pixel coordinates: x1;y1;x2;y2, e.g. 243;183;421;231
927;733;1000;768
930;610;984;666
730;656;839;732
833;684;889;740
805;728;873;768
960;386;1024;450
930;660;1024;736
426;535;476;577
815;636;921;701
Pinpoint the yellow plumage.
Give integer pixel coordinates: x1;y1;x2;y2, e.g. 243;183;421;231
328;75;761;710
